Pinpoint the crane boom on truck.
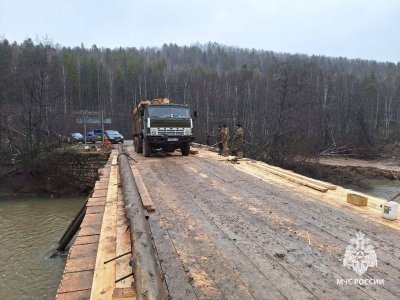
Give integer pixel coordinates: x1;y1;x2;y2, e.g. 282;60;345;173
132;98;195;157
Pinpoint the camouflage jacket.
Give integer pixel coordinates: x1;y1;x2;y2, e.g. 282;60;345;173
220;128;229;142
232;127;244;150
217;129;223;143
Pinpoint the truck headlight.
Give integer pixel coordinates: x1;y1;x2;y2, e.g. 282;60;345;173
150;128;158;135
184;128;192;136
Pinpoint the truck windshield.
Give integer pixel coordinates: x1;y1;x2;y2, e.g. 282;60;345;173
148;106;190;118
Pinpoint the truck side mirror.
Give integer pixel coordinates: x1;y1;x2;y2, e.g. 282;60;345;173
193;110;197;118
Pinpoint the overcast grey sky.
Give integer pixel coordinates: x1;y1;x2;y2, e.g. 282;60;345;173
0;0;399;62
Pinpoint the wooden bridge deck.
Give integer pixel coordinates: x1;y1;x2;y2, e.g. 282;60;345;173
56;145;400;300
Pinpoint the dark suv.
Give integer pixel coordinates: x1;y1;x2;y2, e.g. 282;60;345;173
105;130;124;144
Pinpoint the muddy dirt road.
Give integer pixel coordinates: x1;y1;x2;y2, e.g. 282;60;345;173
128;146;400;300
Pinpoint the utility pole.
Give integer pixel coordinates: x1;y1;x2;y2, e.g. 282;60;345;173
83;117;87;144
101;109;105;145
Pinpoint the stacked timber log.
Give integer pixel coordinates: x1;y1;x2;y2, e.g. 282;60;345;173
246;161;337;193
132;97;170;115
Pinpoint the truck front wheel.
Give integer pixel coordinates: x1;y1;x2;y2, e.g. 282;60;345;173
134;137;143;153
143;141;151;157
180;143;190;156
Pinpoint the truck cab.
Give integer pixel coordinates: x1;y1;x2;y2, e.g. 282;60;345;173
133;102;195;157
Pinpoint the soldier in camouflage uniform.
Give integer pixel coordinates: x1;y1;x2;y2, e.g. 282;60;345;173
204;131;210;146
221;125;229;157
232;124;244;158
217;125;223;155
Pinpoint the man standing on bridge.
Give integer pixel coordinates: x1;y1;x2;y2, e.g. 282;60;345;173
204;131;210;146
217;125;223;155
232;123;244;158
221;125;229;156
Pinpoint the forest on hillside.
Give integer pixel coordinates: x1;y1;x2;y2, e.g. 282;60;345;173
1;38;399;165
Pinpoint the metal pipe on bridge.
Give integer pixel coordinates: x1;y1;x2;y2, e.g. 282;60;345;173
118;145;168;300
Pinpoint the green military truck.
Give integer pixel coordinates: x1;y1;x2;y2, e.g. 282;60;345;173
132;98;195;157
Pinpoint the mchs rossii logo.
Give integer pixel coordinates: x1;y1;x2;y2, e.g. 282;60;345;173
337;231;384;286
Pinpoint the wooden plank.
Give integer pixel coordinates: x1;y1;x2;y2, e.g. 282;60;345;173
58;270;94;294
81;213;103;227
56;289;91;300
99;169;111;177
86;205;105;214
69;243;99;259
74;234;100;245
112;288;136;300
114;228;132;287
93;183;109;191
347;193;368;206
90;155;118;300
95;184;111;190
96;178;110;184
250;161;337;190
92;189;108;198
87;200;106;207
65;256;97;273
246;162;328;192
79;223;102;236
131;166;155;212
88;196;107;203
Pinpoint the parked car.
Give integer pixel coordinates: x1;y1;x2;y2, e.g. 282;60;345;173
94;129;103;141
70;132;84;143
86;131;97;143
105;130;124;144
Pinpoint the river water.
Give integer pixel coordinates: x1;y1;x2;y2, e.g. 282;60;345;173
345;179;400;202
0;197;85;300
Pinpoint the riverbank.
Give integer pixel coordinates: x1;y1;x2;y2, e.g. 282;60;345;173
315;157;398;181
288;156;400;199
0;148;110;197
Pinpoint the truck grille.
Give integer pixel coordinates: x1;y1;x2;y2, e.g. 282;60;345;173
158;128;184;136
